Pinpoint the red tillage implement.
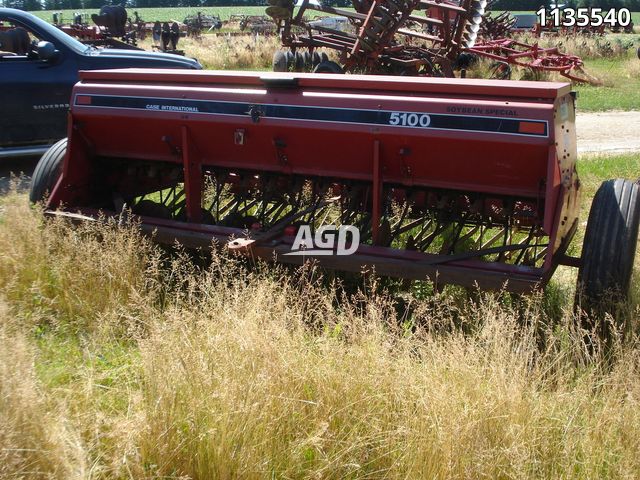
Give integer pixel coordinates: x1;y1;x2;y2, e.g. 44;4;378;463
33;69;639;308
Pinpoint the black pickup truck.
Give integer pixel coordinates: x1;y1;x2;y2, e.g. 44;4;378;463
0;8;201;158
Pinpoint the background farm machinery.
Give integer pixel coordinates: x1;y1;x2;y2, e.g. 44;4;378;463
183;12;223;37
51;6;144;50
50;6;189;53
266;0;599;83
224;14;278;35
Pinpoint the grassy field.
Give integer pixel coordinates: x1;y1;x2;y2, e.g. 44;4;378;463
33;6;270;23
1;152;640;478
576;57;640;111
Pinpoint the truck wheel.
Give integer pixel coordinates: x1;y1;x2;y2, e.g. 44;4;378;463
577;179;640;319
29;138;66;204
313;61;344;74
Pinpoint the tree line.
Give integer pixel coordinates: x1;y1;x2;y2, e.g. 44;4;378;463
4;0;638;13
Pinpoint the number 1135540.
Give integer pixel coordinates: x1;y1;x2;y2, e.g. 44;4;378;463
536;7;631;28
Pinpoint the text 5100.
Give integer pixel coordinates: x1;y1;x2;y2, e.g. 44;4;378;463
536;7;632;28
388;112;432;127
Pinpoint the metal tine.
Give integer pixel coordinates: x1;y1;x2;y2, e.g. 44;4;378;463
266;202;290;225
236;198;260;216
317;201;335;228
306;193;326;228
170;198;187;218
480;227;505;250
389;201;410;236
450;224;480;253
263;180;306;225
440;217;467;254
535;246;548;263
497;220;513;262
417;220;450;251
411;216;435;244
260;199;284;222
392;216;425;238
216;196;239;218
358;217;373;243
512;228;536;264
164;186;183;212
206;175;223;220
341;207;361;227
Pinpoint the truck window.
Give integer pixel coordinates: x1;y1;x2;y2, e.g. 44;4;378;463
0;18;42;58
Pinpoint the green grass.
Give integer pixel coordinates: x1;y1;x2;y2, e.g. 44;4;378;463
574;55;640;111
32;6;270;23
578;152;640;196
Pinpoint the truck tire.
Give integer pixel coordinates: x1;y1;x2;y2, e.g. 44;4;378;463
577;179;640;318
29;138;66;204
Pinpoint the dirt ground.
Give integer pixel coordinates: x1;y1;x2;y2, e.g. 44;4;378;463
576;110;640;155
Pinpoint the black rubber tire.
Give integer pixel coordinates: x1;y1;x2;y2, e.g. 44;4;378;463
29;138;66;204
272;49;287;72
577;179;640;318
313;60;344;74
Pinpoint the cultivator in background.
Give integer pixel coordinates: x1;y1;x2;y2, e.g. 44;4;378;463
269;0;486;75
184;12;222;37
467;38;598;83
267;0;598;83
51;6;144;50
240;15;277;34
151;21;184;54
478;11;515;40
54;5;188;54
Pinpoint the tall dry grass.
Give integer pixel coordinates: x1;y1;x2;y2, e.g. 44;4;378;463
0;299;86;479
1;190;640;478
138;34;280;70
527;33;638;60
